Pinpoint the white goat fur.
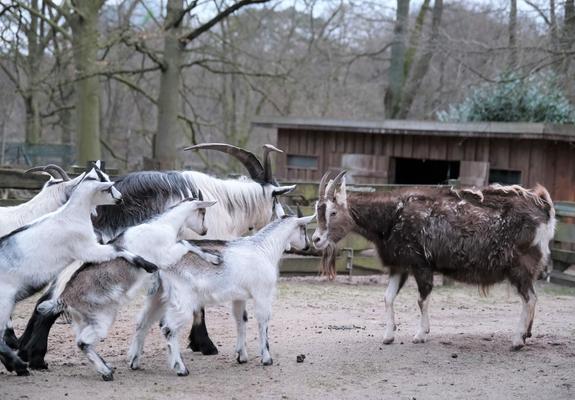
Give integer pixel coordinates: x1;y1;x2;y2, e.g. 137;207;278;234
128;214;315;376
177;171;295;240
0;169;150;374
0;172;107;237
38;199;218;380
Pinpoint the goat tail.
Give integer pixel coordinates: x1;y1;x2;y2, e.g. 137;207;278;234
532;184;555;219
37;298;65;316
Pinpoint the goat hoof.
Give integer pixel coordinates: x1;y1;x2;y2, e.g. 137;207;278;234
177;368;190;377
102;373;114;381
510;343;525;351
200;343;218;356
236;353;248;364
29;359;49;370
412;338;426;344
16;369;30;376
382;337;394;345
129;361;140;370
262;358;273;366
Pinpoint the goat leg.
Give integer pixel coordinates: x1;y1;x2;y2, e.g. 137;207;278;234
188;308;218;355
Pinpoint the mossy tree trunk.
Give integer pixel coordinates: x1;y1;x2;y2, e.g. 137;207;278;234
154;0;183;170
69;0;104;164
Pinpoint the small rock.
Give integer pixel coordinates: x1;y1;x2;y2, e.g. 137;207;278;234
451;353;458;359
296;354;306;363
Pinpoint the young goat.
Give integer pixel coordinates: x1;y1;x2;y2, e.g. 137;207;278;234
127;213;315;377
0;164;99;237
0;164;109;349
312;171;556;350
0;169;157;376
18;144;295;367
37;198;218;381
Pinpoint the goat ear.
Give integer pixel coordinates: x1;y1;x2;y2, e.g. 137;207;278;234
274;202;286;218
97;181;115;190
193;200;217;209
272;184;296;197
335;177;347;206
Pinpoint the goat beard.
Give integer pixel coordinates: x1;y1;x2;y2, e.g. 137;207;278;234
320;242;338;281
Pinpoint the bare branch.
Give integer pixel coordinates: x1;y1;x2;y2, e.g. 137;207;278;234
13;0;72;41
179;0;270;46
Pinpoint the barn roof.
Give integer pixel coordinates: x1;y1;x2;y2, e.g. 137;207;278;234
252;116;575;142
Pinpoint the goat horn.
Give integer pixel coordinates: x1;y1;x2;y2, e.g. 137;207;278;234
43;164;70;181
325;170;347;201
25;165;69;181
318;170;336;199
197;189;204;201
296;205;303;218
184;143;265;182
25;166;49;175
262;144;283;185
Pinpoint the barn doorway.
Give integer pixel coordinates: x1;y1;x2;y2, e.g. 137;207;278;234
394;158;460;185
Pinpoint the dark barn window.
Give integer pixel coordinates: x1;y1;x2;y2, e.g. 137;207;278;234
489;169;522;185
287;155;318;169
394;158;460;185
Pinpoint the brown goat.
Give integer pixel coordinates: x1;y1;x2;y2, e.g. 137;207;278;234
312;171;556;350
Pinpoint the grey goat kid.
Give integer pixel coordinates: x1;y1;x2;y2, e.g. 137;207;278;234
128;213;315;377
0;168;157;376
37;198;218;381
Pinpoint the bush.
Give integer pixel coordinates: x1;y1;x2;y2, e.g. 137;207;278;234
437;72;575;124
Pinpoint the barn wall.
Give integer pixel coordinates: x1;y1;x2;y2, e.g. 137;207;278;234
277;129;575;201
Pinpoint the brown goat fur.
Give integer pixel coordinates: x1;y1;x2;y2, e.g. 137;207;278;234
313;171;556;349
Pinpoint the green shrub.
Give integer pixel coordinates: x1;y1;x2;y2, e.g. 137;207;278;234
437;72;575;124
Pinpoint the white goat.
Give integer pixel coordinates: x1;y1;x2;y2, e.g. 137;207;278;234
128;214;315;377
0;169;156;376
37;198;218;381
0;164;108;237
0;163;109;349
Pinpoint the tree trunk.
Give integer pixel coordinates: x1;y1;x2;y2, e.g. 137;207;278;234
404;0;430;79
70;0;104;164
397;0;443;119
154;0;184;170
508;0;518;69
24;0;41;145
561;0;575;75
385;0;410;119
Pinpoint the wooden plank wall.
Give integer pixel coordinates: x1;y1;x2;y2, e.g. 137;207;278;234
277;129;575;201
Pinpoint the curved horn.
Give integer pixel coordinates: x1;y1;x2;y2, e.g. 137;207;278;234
197;189;204;201
184;143;264;181
325;170;347;201
262;144;283;184
43;164;70;181
318;170;336;199
25;165;68;181
25;166;50;176
296;205;303;218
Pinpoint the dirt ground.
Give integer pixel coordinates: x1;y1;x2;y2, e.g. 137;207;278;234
2;275;575;400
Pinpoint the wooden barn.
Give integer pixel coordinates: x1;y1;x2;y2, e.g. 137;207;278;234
253;117;575;201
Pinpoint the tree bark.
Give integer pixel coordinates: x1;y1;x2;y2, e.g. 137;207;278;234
508;0;518;69
561;0;575;74
69;0;104;163
385;0;410;118
397;0;443;119
154;0;184;170
24;0;41;145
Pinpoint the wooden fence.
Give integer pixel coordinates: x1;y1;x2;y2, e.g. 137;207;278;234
1;169;574;283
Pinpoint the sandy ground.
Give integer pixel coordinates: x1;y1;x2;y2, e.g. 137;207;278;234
1;275;575;400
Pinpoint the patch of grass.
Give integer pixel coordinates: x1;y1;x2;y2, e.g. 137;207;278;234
539;283;575;297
